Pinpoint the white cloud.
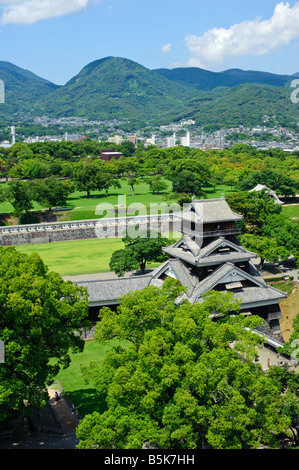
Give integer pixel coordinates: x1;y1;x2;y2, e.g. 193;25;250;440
185;2;299;69
0;0;94;25
161;43;172;53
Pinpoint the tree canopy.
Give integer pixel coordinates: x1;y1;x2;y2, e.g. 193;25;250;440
31;177;73;211
0;247;90;422
109;230;171;276
76;278;299;449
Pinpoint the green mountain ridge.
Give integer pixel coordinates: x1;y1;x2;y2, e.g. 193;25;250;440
0;57;298;130
171;83;299;131
32;56;199;123
0;61;59;121
154;66;294;91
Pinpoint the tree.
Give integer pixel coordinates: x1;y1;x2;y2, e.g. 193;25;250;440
148;176;168;194
99;171;121;197
119;141;136;157
109;230;171;276
223;171;239;191
76;279;298;449
261;214;299;256
238;169;298;200
241;234;289;271
72;160;102;198
0;247;89;422
127;177;139;196
170;170;206;197
72;160;121;197
4;180;34;221
226;190;281;234
31;177;74;211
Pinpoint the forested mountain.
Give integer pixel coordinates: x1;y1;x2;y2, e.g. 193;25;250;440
32;57;199;124
0;61;59;121
169;83;299;131
154;66;294;91
0;57;298;129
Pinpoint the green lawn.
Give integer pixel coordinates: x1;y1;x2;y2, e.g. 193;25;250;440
0;179;236;221
282;205;299;219
53;339;125;417
14;234;181;276
15;238;125;275
0;178;176;217
62;181;236;215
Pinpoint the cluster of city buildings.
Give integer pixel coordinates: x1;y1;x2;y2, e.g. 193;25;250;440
1;117;299;152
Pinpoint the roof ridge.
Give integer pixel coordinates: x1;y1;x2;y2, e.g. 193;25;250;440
76;274;154;284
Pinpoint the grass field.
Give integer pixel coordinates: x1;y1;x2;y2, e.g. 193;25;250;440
53;339;126;417
282;204;299;219
0;178;297;222
15;238;125;275
14;234;181;276
0;178;177;217
0;179;236;221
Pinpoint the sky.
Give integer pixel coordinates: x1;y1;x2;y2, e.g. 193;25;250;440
0;0;299;85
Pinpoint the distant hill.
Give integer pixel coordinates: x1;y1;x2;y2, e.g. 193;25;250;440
154;66;294;91
0;57;298;130
32;57;199;123
170;83;299;130
0;61;59;120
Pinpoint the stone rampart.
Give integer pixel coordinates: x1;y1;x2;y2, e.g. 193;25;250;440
0;214;182;246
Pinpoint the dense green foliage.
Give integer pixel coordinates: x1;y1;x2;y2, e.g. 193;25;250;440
32;57;198;123
110;230;171;276
154;66;293;91
72;159;120;198
0;61;58;120
76;278;299;449
238;169;297;198
176;84;299;130
225;189;299;270
30;177;74;211
0;248;89;421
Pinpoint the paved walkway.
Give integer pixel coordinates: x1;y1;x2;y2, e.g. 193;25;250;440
254;344;298;372
0;386;80;450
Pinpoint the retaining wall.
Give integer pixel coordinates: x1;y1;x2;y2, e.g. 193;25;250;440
0;214;182;246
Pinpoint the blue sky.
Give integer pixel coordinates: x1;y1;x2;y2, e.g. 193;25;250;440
0;0;299;85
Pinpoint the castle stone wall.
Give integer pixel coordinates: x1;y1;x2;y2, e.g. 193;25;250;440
0;214;181;246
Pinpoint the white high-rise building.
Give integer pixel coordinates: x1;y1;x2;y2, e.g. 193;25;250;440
11;126;15;145
166;133;176;148
108;135;123;144
180;131;190;147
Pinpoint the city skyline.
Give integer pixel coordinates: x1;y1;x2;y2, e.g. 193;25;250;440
0;0;298;85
